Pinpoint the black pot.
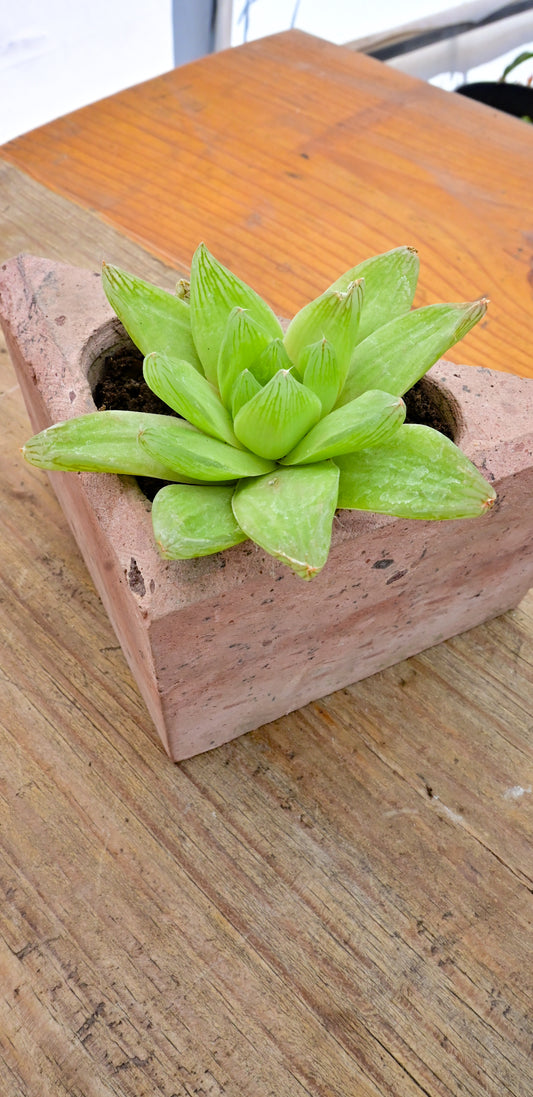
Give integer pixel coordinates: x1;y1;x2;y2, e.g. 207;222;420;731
456;81;533;119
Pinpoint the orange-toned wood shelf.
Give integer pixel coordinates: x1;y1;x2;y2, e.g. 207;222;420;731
3;31;533;377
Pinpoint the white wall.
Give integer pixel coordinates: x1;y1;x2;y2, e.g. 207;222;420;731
0;0;173;144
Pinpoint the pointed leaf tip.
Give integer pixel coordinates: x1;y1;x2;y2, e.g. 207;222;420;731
339;298;489;405
300;338;343;415
217;307;272;407
22;410;204;481
284;279;364;389
232;462;340;579
189;244;282;383
336;424;497;519
101;263;202;371
231;369;262;417
327;246;420;343
233;369;322;460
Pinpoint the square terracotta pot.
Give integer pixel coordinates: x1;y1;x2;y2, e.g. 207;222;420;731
1;255;532;760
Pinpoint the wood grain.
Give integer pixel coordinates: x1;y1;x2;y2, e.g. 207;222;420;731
3;31;533;379
1;56;533;1096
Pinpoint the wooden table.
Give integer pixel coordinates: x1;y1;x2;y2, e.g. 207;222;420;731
1;31;532;1097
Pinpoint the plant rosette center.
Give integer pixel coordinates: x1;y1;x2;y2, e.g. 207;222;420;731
23;243;496;579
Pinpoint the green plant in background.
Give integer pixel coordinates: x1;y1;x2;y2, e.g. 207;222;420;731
500;50;533;85
501;50;533;121
23;244;496;579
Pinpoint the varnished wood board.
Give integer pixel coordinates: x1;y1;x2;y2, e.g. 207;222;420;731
2;32;533;379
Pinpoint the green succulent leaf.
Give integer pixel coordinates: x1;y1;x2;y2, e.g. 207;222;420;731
327;246;420;342
139;416;276;481
143;352;240;447
231;369;262;417
217;307;272;407
282;389;405;465
101;264;202;372
233;369;322;460
335;424;497;519
251;338;295;386
23;411;203;481
190;243;283;383
300;338;344;416
152;483;247;558
339;299;488;405
501;50;533;81
284;279;364;388
232;462;340;580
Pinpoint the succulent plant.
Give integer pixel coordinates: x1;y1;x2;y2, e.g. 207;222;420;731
23;244;496;579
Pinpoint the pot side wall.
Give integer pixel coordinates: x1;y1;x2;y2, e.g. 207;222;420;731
1;255;532;760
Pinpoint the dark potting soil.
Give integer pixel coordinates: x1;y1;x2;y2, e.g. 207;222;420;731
92;342;456;500
403;381;455;439
93;346;173;417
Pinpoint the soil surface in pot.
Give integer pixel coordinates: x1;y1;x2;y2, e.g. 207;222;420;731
92;341;456;500
94;346;175;417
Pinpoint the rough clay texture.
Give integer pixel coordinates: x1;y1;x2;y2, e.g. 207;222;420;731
1;255;532;760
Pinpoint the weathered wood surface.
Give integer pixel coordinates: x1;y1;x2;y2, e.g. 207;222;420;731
3;31;533;380
1;33;533;1095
